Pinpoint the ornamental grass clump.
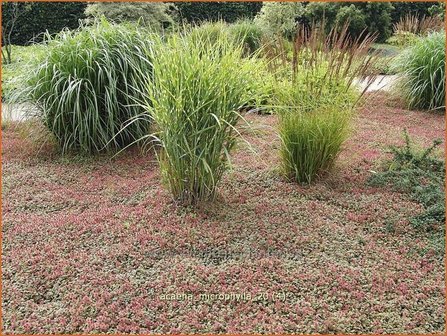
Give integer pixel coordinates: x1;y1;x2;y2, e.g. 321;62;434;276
22;20;155;154
275;23;379;184
146;35;251;205
229;19;266;56
394;31;445;111
185;21;231;50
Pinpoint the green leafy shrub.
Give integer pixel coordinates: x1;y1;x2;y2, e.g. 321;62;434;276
304;2;393;42
394;31;445;110
254;2;304;39
392;2;443;23
335;4;367;38
21;21;155;154
368;131;445;237
386;31;419;47
274;24;379;184
85;2;177;31
236;57;278;114
145;34;251;205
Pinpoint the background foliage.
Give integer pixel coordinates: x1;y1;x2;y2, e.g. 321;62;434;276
176;2;262;23
2;2;444;45
85;2;177;31
1;2;86;45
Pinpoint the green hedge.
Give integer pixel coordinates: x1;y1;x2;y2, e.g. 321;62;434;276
2;2;86;46
176;2;262;23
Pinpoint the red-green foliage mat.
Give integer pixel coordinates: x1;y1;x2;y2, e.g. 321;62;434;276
2;92;445;333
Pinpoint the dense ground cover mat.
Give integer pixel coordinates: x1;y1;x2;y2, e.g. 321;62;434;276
2;92;445;334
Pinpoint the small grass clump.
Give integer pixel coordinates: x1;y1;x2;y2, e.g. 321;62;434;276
274;23;379;184
20;20;155;154
145;34;252;205
278;102;353;184
394;31;445;111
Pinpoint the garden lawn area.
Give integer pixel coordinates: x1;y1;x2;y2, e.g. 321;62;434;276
1;45;46;102
2;92;445;334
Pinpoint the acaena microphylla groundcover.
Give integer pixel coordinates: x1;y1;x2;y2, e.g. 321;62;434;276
2;91;445;334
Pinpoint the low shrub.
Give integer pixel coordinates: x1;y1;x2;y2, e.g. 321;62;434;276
394;31;445;110
274;23;379;184
386;31;419;47
368;130;445;251
20;21;155;154
145;34;251;205
238;57;278;114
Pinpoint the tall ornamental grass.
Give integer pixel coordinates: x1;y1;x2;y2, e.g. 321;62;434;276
395;31;445;111
146;35;252;205
275;23;379;184
275;71;356;184
184;21;230;50
22;21;155;154
229;19;266;55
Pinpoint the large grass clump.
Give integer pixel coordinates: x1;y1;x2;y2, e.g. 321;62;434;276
22;21;155;154
146;34;252;205
274;23;379;184
395;31;445;111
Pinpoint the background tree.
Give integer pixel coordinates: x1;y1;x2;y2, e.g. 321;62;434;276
2;2;28;64
254;2;305;38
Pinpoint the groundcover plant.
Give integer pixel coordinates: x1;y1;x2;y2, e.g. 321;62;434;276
1;2;445;334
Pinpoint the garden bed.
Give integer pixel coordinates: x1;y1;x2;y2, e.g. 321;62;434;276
2;92;445;334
